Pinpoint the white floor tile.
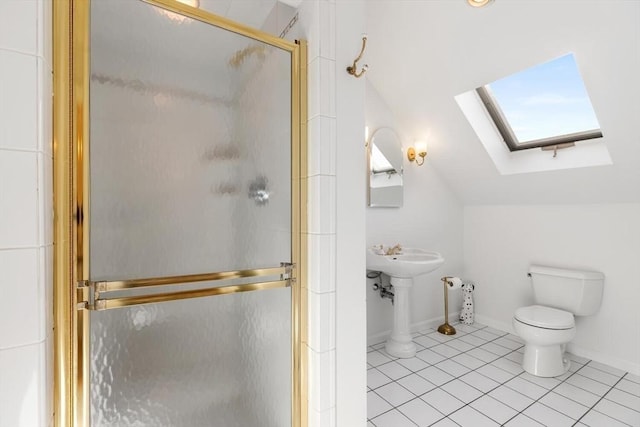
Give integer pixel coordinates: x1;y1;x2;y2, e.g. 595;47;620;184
366;325;636;427
553;382;601;407
397;373;437;396
579;365;623;386
367;350;392;367
493;336;523;350
397;356;429;373
430;418;459;427
567;373;612;396
426;332;456;343
519;372;561;389
594;398;640;426
375;382;415;407
489;385;534;411
420;388;465;416
473;329;502;341
368;368;393;389
480;342;512;356
415;349;446;365
539;392;589;420
504;376;547;400
459;334;489;347
482;327;507;337
523;402;574;427
435;359;470;377
504;351;524;364
624;373;640;384
449;405;499;427
504;413;544;426
581;409;631;427
417;366;455;386
398;398;444;427
476;364;516;384
371;408;417;427
616;378;640;396
367;391;392;419
490;357;524;375
588;360;627;377
506;333;524;343
431;344;461;358
413;335;440;349
568;353;590;365
459;371;500;393
467;347;500;363
470;395;518;425
441;379;483;403
451;353;485;370
377;361;412;380
445;339;474;352
606;388;640;412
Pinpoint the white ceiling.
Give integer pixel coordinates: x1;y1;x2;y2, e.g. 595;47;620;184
366;0;640;204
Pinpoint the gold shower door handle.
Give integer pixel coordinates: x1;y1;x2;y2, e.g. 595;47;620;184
78;264;294;311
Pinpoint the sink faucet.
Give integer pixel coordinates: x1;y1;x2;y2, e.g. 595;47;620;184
385;244;402;256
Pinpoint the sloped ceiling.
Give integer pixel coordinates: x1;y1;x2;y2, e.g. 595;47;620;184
366;1;640;204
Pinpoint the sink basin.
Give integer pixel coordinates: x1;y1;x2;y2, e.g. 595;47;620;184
367;247;444;278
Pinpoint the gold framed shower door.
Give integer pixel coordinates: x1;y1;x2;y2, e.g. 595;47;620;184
53;1;308;426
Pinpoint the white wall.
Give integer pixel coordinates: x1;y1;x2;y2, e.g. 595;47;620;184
335;1;367;426
0;1;53;426
464;203;640;375
365;81;464;344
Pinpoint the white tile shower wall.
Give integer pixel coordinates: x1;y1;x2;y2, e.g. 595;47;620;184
464;203;640;375
365;80;465;344
292;1;339;426
0;1;53;426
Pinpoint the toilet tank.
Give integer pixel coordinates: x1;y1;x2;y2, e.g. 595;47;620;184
528;265;604;316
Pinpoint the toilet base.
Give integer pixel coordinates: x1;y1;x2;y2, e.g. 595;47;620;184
522;344;571;377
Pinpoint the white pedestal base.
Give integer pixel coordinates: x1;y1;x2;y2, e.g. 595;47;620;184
385;277;416;358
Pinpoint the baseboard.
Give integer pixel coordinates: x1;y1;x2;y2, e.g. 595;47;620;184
367;311;460;347
473;315;640;376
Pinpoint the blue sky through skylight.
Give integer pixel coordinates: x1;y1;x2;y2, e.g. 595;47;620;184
487;53;600;143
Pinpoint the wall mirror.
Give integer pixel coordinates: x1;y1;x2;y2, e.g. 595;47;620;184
368;127;403;207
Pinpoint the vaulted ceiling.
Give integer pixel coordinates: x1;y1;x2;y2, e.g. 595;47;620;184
366;1;640;204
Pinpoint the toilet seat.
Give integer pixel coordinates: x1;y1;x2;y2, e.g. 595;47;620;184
515;305;574;330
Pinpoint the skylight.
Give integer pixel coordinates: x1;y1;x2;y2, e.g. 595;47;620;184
477;53;602;151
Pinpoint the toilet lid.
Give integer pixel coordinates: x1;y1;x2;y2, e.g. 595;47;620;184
515;305;575;330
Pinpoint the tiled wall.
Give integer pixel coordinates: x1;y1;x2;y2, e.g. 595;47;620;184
0;1;53;426
296;1;339;425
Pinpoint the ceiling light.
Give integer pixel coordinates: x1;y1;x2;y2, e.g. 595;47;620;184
467;0;494;7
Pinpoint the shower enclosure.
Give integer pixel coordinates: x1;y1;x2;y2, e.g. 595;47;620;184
53;1;307;426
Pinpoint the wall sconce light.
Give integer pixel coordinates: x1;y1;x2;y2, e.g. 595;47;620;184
407;141;427;166
467;0;494;7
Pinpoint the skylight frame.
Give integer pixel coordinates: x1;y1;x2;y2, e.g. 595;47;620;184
476;59;604;152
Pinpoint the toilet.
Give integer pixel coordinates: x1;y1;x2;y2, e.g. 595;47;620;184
513;265;604;377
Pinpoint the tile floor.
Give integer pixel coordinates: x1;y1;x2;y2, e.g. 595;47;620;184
367;323;640;427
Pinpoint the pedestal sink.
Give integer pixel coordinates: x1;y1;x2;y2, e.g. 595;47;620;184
367;247;444;358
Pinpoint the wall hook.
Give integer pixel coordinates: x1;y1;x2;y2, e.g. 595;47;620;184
346;36;368;78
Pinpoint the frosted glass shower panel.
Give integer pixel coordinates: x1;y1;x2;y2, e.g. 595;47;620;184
91;288;292;427
89;0;292;280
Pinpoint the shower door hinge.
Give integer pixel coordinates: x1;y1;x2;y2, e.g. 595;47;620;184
76;280;107;311
281;262;295;287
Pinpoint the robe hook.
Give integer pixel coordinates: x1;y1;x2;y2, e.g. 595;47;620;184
346;36;368;78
